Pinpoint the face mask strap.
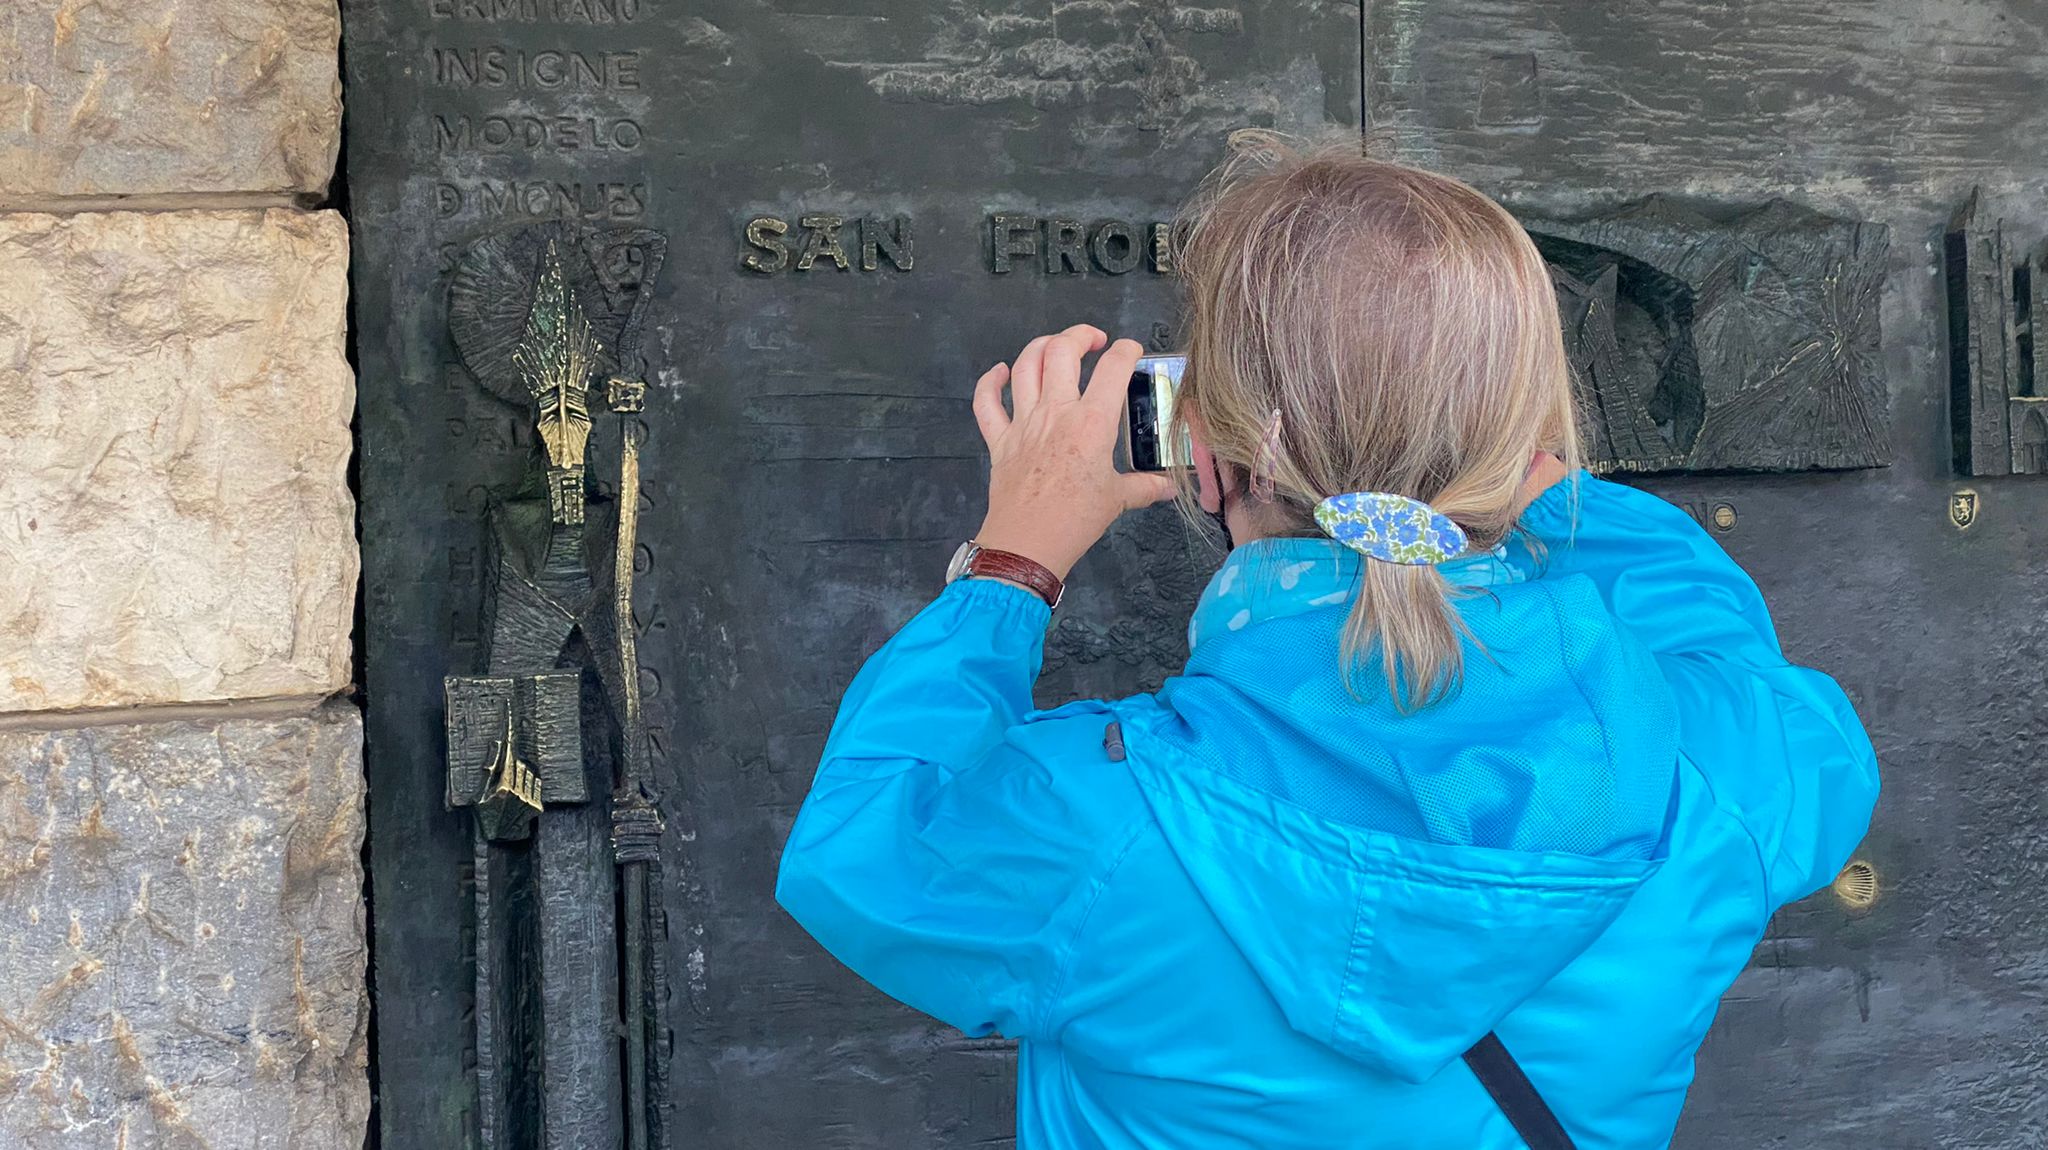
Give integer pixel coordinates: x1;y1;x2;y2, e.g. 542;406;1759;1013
1188;437;1238;549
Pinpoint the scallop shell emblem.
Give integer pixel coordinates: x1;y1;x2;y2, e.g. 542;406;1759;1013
1831;860;1879;910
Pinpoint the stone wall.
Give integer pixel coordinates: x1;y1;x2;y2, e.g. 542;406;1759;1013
0;2;364;1147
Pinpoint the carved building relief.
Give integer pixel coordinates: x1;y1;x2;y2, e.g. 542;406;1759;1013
1527;198;1891;475
1945;189;2048;477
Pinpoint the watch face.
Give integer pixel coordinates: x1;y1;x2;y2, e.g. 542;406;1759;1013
945;541;978;584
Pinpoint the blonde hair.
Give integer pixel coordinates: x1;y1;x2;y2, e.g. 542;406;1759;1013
1170;132;1581;710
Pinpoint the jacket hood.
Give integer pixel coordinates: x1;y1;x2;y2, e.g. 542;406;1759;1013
1123;536;1679;1084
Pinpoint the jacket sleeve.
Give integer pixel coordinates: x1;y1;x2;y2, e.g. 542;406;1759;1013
1523;476;1880;909
775;577;1119;1041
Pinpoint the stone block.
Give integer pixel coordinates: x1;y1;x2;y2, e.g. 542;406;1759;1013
0;703;367;1149
0;0;342;199
0;209;356;714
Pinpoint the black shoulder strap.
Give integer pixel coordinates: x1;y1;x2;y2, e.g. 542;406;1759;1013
1462;1032;1578;1150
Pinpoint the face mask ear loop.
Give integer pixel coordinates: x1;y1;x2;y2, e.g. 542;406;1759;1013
1210;502;1235;551
1189;435;1236;550
1208;454;1235;550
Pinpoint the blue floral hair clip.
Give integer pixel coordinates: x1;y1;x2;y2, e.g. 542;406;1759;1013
1312;491;1468;565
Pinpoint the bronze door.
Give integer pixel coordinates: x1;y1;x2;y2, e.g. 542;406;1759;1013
344;1;2048;1147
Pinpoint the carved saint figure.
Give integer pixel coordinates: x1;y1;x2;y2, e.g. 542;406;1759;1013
440;221;671;1150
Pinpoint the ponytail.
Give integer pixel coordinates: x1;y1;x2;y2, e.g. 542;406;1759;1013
1346;552;1468;711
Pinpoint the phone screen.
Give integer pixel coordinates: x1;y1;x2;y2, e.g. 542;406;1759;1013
1126;354;1192;471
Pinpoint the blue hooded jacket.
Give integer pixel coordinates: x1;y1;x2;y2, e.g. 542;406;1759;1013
777;475;1879;1149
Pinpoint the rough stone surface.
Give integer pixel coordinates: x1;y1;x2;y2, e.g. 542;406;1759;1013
0;0;342;200
0;703;368;1149
0;209;356;714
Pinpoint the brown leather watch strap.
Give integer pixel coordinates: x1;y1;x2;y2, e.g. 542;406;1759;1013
964;547;1064;610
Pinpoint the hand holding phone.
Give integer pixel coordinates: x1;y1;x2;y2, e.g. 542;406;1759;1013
970;328;1180;580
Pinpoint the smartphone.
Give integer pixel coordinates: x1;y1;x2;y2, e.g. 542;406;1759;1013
1125;354;1192;471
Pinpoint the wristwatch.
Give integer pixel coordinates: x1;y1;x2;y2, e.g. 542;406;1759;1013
945;541;1065;611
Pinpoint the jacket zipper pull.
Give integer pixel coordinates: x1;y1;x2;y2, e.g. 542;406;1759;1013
1102;722;1127;762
